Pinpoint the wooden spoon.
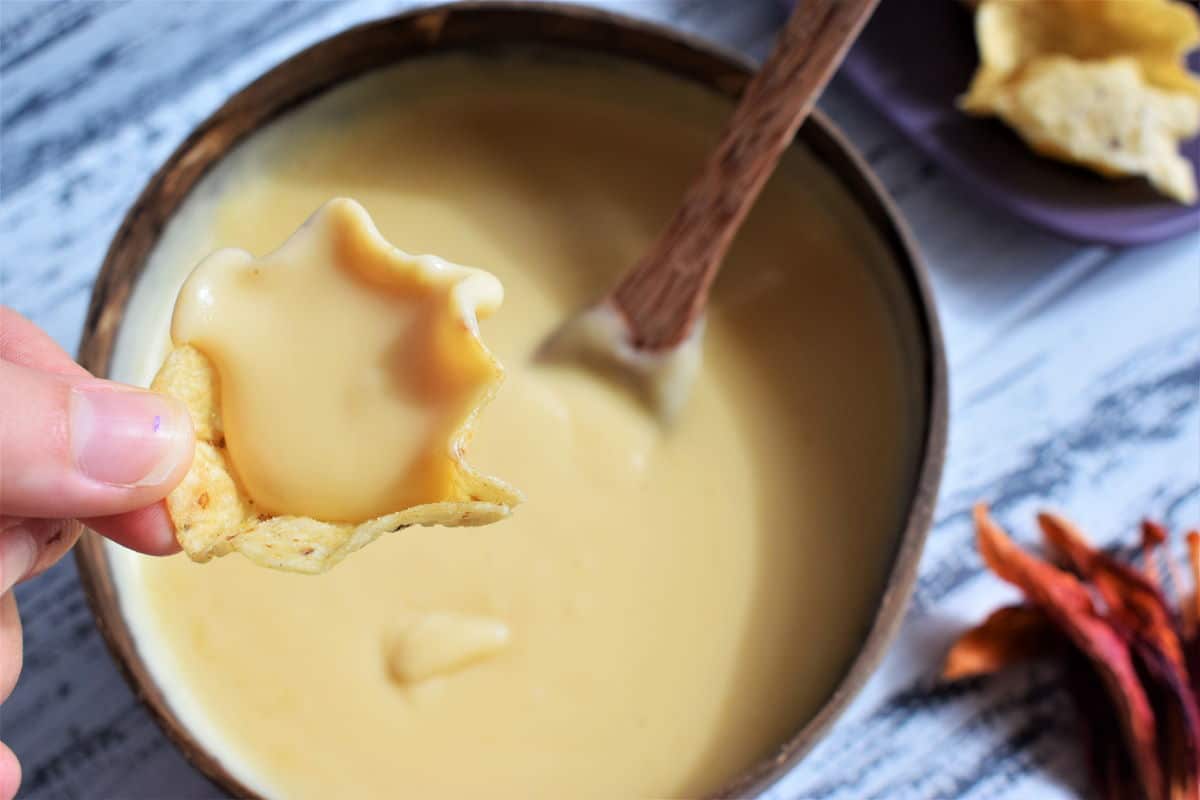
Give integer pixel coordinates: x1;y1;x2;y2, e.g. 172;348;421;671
539;0;880;420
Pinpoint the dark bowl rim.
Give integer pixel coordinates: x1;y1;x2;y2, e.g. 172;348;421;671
73;3;949;798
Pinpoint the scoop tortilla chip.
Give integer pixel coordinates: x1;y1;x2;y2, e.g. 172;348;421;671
152;201;522;575
968;56;1199;203
154;343;520;574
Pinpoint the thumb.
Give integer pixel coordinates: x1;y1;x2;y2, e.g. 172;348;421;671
0;360;194;519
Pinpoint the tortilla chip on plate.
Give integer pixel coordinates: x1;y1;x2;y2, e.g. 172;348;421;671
967;56;1200;203
965;0;1200;98
962;0;1200;203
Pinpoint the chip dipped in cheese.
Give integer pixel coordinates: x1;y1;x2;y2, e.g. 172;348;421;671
153;198;522;574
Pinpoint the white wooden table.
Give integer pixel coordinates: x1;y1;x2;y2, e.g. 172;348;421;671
2;2;1197;798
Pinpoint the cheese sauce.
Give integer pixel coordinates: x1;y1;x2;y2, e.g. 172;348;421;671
108;54;919;799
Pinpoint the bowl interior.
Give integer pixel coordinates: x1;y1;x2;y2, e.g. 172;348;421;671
74;4;947;798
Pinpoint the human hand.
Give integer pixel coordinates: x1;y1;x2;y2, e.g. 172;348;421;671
0;307;194;800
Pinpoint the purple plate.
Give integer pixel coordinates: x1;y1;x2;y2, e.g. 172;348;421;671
807;0;1200;245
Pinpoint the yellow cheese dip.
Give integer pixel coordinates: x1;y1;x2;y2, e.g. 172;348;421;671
108;54;920;799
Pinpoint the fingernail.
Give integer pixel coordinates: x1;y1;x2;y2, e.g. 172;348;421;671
70;387;193;488
0;528;37;595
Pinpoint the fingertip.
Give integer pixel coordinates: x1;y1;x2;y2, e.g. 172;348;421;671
0;593;21;703
0;364;195;519
0;740;20;800
69;384;195;494
0;595;22;800
82;503;181;557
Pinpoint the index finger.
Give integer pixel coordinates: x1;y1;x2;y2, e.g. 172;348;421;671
82;504;181;557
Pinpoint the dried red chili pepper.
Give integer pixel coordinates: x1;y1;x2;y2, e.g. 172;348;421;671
942;604;1057;680
944;506;1200;800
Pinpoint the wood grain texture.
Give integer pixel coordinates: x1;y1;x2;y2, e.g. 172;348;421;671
1;2;1197;800
612;0;878;348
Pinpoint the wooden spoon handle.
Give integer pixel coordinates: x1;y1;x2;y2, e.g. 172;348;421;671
611;0;880;350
